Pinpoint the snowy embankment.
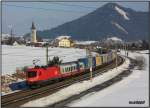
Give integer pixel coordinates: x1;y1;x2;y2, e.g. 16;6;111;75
2;45;96;75
22;55;130;107
68;50;149;107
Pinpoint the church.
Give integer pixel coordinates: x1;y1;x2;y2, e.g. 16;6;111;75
28;22;47;47
31;22;37;43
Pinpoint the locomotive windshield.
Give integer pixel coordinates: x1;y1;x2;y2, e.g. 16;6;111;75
28;71;37;78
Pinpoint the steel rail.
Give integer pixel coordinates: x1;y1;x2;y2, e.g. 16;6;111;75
2;56;124;107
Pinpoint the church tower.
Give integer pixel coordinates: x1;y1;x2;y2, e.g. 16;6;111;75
31;22;37;43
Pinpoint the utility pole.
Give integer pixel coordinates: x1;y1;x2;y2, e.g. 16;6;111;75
86;47;93;81
124;42;125;56
115;43;118;69
10;27;13;45
125;42;126;56
116;50;118;69
46;46;48;65
86;48;89;57
126;43;128;57
124;42;126;56
90;53;93;81
88;47;93;81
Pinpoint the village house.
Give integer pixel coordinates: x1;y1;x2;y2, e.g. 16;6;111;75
57;36;74;48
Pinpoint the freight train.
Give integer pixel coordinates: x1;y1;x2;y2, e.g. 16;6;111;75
26;49;117;88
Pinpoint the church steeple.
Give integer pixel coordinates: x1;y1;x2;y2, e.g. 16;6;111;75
31;22;36;29
31;22;37;43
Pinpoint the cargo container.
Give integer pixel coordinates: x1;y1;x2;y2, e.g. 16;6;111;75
103;54;107;64
107;52;112;62
92;56;96;68
96;55;101;66
100;55;103;64
78;57;89;69
101;55;105;64
106;54;108;63
112;51;116;60
111;52;113;61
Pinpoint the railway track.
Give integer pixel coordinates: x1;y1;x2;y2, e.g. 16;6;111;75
2;56;124;107
51;57;137;107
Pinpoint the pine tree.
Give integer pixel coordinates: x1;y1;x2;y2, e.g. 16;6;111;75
47;56;62;67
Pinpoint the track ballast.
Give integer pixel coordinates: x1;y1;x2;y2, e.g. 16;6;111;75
2;56;124;107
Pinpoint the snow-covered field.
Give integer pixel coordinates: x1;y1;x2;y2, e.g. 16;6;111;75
68;50;149;107
2;45;96;75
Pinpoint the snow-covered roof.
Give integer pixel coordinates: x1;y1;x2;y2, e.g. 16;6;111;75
2;34;10;37
107;37;122;42
2;33;23;37
75;41;97;45
13;41;19;46
56;36;71;40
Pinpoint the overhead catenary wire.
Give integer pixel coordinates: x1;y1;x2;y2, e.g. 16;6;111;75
49;2;98;9
3;3;146;15
3;4;88;13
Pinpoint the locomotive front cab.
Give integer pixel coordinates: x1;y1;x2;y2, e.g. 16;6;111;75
26;69;40;85
28;71;37;78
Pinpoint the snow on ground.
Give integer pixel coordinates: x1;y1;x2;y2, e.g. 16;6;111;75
115;6;130;20
2;45;96;75
135;50;149;54
75;41;97;45
68;50;149;107
22;55;130;107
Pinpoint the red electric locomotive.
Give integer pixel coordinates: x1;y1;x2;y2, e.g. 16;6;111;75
26;66;61;87
26;61;84;88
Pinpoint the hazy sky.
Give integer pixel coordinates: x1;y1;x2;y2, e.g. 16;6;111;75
2;2;149;36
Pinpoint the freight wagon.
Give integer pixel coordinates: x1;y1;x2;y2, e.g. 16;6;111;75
26;50;117;88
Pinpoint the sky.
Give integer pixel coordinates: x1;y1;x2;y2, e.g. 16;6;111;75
2;2;149;36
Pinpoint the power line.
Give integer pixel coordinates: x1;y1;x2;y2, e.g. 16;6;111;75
50;2;98;9
4;4;88;13
4;4;147;18
3;4;147;17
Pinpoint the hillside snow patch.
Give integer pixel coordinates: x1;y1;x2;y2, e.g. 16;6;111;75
115;6;130;20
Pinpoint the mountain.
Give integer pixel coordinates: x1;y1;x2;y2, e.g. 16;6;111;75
25;3;148;41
